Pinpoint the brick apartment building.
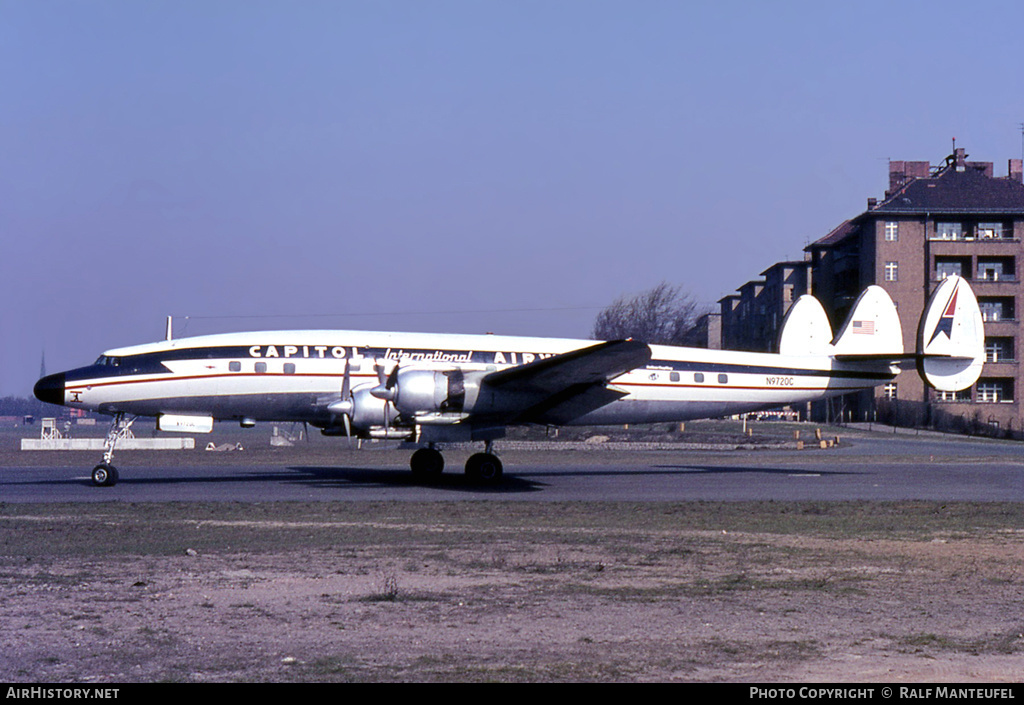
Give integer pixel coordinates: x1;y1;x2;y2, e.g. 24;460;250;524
715;147;1024;434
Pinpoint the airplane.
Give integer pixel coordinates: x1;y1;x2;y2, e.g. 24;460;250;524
33;275;984;487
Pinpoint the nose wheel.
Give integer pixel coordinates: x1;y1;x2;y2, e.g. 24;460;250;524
89;413;136;487
91;463;119;487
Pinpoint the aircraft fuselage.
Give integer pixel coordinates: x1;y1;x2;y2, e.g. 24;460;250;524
35;329;894;429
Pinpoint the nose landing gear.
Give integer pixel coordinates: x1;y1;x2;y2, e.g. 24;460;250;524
91;413;137;487
91;463;118;487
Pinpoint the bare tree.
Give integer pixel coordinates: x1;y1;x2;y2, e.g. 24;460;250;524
592;282;708;346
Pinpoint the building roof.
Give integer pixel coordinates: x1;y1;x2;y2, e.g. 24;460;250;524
759;260;810;276
873;164;1024;214
807;219;860;249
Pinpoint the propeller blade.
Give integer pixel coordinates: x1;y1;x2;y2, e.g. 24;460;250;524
341;358;351;399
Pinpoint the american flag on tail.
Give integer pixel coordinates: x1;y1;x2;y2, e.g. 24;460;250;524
852;320;874;335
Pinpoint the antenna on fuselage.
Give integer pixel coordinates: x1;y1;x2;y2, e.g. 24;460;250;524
165;316;173;341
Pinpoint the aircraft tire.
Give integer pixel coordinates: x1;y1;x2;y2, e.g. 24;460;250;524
92;464;118;487
410;447;444;478
465;453;503;483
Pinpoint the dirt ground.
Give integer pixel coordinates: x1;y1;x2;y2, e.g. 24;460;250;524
1;500;1022;683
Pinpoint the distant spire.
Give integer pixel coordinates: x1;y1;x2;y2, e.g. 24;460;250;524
39;349;46;379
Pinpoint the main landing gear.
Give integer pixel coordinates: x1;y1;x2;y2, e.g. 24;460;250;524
409;441;503;483
91;413;137;487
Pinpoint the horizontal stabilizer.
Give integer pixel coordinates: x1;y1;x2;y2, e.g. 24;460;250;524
916;276;985;391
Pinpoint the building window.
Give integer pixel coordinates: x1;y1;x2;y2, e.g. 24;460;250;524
884;261;899;282
977;258;1015;282
979;299;1013;322
937;389;970;402
935;261;962;280
977;379;1013;403
986;338;1013;362
883;383;897;399
977;222;1005;239
934;222;963;240
884;222;899;241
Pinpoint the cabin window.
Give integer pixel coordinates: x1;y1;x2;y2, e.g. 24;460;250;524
718;374;728;384
669;372;680;382
229;361;241;372
694;373;704;383
254;362;267;374
283;363;296;375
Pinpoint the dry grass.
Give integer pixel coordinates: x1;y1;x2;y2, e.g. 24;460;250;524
1;501;1022;682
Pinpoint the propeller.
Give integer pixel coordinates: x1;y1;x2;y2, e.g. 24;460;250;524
370;360;399;402
327;359;355;446
327;358;397;440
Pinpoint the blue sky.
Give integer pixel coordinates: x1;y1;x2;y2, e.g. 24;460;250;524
4;0;1024;394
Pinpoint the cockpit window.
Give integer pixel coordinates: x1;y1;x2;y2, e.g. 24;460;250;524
94;356;120;367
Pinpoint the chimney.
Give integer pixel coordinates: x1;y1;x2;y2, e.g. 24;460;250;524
955;147;967;171
867;197;877;209
887;160;930;196
888;161;906;196
1010;159;1023;184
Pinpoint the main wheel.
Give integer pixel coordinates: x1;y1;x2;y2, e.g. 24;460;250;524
91;463;119;487
410;447;445;478
465;453;503;483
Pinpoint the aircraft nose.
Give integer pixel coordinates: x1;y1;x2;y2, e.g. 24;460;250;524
33;373;66;406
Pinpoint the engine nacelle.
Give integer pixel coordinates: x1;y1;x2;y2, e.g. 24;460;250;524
390;367;474;416
350;385;392;428
327;383;395;432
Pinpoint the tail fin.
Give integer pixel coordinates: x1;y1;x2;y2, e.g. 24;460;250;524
830;286;904;357
916;275;985;391
777;279;984;393
778;294;833;356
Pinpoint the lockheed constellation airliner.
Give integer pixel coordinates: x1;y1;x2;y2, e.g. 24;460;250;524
34;276;984;487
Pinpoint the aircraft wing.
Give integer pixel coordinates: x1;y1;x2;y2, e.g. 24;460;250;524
481;339;651;424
